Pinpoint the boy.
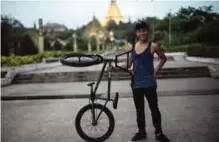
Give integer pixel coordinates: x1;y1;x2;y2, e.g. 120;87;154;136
121;21;170;142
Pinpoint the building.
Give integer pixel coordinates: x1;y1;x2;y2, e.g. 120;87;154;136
83;15;106;39
101;0;127;27
44;23;67;32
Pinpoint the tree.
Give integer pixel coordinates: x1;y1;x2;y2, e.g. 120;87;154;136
1;15;25;56
44;37;52;51
198;19;219;45
64;39;73;51
16;34;38;56
153;31;167;42
77;37;88;51
52;40;62;50
106;20;117;31
55;29;74;40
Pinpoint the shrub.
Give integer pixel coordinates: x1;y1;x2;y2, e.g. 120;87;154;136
164;45;188;52
15;34;38;55
187;44;219;58
164;43;219;58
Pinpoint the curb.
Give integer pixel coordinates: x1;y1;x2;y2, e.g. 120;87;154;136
2;89;219;101
1;94;102;101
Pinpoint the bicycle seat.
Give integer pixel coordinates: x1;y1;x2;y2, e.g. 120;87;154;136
87;82;95;86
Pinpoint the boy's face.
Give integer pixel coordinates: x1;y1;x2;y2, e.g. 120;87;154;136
136;28;148;41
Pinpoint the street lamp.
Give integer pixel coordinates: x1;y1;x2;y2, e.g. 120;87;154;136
109;31;115;50
109;31;114;40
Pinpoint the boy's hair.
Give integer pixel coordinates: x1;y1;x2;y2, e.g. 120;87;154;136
135;21;149;31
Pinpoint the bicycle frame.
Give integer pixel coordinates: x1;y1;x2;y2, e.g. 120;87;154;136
88;50;132;123
89;59;114;123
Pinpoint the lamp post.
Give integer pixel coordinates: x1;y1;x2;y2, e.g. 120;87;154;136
38;18;44;52
72;33;77;52
169;9;172;48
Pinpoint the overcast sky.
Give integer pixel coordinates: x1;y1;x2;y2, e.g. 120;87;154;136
1;0;219;29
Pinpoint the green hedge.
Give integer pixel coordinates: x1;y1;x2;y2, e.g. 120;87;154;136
164;45;188;52
1;50;106;67
1;51;69;67
186;44;219;58
164;43;219;58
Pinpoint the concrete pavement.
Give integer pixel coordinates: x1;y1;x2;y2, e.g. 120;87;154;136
2;95;219;142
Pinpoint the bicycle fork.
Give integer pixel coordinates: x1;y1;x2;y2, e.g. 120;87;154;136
88;84;97;125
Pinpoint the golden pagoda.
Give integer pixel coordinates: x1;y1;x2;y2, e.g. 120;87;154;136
101;0;126;27
83;15;107;39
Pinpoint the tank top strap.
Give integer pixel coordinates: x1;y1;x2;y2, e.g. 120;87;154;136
147;41;152;52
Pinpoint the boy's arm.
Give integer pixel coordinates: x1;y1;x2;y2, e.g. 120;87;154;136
120;52;132;69
154;43;167;74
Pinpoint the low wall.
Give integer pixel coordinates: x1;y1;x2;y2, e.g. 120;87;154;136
164;52;187;56
1;68;17;87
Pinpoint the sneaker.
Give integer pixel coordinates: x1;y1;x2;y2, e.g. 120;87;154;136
132;132;147;141
155;133;170;142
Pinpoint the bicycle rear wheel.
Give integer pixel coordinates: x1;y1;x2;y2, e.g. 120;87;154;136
75;103;115;142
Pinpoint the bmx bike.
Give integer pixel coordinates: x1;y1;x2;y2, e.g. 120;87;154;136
60;51;132;142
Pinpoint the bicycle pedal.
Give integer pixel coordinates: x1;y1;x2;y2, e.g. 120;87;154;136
113;92;119;109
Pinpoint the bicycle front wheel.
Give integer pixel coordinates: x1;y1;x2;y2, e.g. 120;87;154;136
75;103;115;142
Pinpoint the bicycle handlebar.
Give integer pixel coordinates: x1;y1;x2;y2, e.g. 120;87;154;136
60;51;132;75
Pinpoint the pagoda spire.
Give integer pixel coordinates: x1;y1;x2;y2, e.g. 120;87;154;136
101;0;126;26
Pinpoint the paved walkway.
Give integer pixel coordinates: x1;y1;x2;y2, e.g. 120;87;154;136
2;95;219;142
2;78;219;99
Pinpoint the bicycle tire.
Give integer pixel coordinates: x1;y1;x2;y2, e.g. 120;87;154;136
60;53;103;67
75;103;115;142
